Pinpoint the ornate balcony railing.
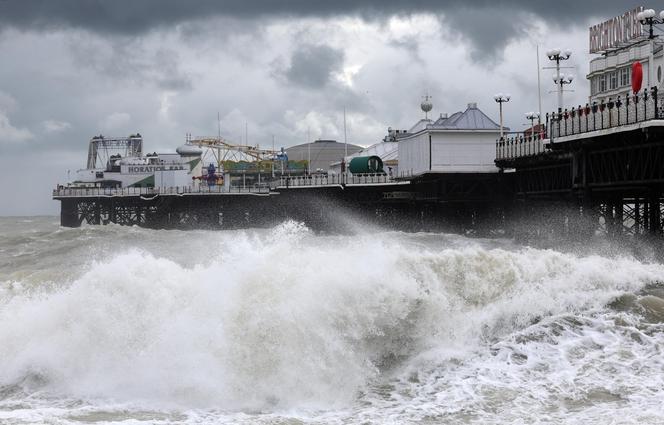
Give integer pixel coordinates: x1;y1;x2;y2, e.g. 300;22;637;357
549;87;660;139
496;86;662;161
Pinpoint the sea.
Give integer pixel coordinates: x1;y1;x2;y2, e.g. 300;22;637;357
1;216;664;424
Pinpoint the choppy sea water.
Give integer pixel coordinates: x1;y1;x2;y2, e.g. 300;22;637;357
1;216;664;424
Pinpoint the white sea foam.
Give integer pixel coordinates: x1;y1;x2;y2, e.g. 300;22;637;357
1;218;664;423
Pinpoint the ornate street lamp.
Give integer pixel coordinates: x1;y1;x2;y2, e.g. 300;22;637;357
637;9;660;39
553;73;574;111
525;111;540;136
637;9;664;88
494;93;511;139
546;48;574;111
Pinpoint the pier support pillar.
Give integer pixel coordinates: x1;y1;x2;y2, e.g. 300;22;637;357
615;198;623;235
649;191;661;235
60;200;80;228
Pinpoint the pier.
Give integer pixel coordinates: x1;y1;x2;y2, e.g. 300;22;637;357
54;170;510;233
496;87;664;238
54;88;664;238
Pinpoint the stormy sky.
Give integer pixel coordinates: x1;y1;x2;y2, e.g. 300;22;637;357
0;0;643;215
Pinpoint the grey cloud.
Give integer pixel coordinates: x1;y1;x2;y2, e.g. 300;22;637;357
284;44;344;88
440;7;535;63
0;0;644;59
68;38;192;91
0;0;643;215
389;35;423;63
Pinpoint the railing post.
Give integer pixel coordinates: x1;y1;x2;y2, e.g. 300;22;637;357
592;102;598;131
634;92;639;122
616;96;621;125
644;88;649;121
539;133;543;154
608;98;613;127
530;135;534;156
654;86;659;119
626;96;630;125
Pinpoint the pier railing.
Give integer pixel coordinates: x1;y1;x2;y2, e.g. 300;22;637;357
497;86;662;161
496;132;546;160
549;87;660;139
278;173;396;187
53;174;401;197
53;185;270;198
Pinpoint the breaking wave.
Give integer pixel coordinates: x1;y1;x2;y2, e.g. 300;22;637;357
1;218;664;423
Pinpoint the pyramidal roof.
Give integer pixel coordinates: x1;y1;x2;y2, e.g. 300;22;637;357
433;111;462;126
408;118;433;133
429;103;501;131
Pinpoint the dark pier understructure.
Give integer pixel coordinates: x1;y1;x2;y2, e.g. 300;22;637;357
55;89;664;240
56;173;510;235
497;89;664;241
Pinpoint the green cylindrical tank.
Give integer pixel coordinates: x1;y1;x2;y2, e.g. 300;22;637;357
348;156;384;174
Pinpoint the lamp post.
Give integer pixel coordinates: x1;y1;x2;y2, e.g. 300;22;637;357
638;9;659;39
637;9;663;88
494;93;511;139
546;48;573;111
525;111;540;136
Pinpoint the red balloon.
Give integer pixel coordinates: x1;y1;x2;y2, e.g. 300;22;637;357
632;61;643;93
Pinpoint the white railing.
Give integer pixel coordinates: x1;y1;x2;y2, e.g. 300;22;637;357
52;185;270;197
496;133;546;161
277;173;396;187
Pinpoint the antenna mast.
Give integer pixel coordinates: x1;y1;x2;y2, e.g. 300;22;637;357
343;107;348;158
536;44;542;125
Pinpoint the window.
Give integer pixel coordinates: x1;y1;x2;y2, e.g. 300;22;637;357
609;71;618;90
599;74;607;92
619;67;631;87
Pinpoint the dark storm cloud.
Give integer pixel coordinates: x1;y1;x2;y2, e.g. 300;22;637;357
68;40;193;91
440;7;535;63
0;0;643;58
284;44;344;88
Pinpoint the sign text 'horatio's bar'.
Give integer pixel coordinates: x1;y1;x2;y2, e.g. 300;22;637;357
589;7;644;54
